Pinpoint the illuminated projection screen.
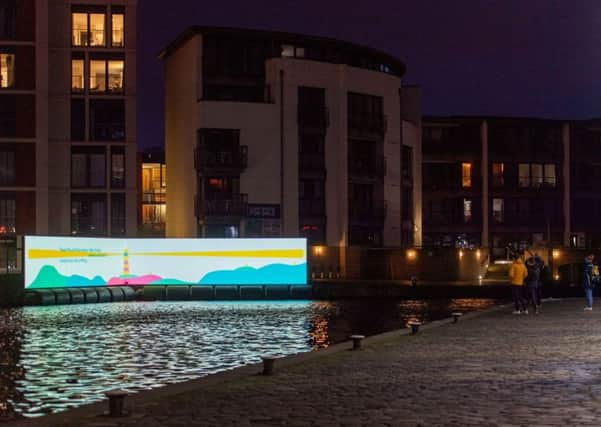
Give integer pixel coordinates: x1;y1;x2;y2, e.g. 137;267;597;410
24;236;307;289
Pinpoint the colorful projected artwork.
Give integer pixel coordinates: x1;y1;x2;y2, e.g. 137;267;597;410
24;236;307;289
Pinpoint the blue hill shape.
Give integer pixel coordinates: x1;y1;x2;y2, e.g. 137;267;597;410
29;265;106;289
198;263;307;286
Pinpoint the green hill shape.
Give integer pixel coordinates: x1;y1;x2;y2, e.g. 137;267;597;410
28;265;106;289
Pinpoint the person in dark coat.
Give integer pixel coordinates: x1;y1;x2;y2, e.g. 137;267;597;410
525;255;542;314
582;254;595;311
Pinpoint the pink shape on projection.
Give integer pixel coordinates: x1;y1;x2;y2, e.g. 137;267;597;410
107;274;162;286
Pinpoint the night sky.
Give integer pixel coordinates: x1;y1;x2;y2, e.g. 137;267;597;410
137;0;601;150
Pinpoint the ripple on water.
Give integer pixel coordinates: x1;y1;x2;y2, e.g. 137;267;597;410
0;298;498;419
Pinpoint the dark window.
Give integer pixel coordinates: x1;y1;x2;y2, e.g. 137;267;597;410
71;146;106;188
110;146;125;188
71;193;106;236
111;192;125;236
71;98;85;141
347;92;386;135
0;1;15;39
0;145;15;185
89;99;125;141
0;94;34;138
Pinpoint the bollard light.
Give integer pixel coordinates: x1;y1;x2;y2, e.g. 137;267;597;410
452;312;462;323
104;389;129;417
261;355;278;375
349;335;365;350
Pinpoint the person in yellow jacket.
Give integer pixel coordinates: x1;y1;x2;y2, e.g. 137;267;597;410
509;255;528;314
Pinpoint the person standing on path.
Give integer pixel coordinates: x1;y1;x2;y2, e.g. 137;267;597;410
509;255;528;314
533;252;546;312
525;255;542;314
582;254;595;311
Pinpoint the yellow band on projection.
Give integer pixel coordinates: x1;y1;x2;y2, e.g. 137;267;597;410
27;249;305;259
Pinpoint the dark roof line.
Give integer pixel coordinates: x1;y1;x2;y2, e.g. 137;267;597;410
158;25;406;77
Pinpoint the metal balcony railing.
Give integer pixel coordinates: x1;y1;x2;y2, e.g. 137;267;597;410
299;153;326;172
196;193;248;217
194;145;248;171
349;200;387;222
348;113;387;136
299;199;326;217
348;155;386;177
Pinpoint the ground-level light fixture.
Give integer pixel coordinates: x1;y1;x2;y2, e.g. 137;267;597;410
313;245;324;256
552;249;560;259
406;249;417;260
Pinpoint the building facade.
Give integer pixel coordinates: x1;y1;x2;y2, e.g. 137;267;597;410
160;27;422;264
422;116;601;256
0;0;137;243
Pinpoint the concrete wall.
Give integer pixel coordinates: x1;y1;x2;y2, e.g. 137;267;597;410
165;34;200;237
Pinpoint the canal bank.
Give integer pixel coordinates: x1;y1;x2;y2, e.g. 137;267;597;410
8;298;601;426
1;277;588;307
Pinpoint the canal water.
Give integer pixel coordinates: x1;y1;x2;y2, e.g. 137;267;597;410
0;299;498;420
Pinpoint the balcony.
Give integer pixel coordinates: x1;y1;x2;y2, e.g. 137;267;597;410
348;155;386;178
194;146;248;174
298;105;329;131
142;191;166;204
349;200;387;223
196;193;248;218
299;199;326;218
299;153;326;173
348;113;387;137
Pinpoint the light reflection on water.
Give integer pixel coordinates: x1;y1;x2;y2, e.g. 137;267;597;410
0;298;497;420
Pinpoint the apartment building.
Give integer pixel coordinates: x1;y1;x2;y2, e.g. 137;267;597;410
422;116;601;256
0;0;137;242
160;27;422;265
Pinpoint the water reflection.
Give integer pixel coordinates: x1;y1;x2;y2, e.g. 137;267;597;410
0;298;497;420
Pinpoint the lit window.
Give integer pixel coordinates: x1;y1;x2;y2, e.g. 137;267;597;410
89;59;124;93
296;47;305;58
71;59;84;92
281;45;294;57
0;53;14;88
493;198;504;223
111;12;124;47
461;162;472;188
72;12;88;46
89;13;105;46
90;60;106;92
518;163;530;188
544;164;556;187
208;178;225;189
531;163;543;188
107;60;124;92
463;198;472;223
492;162;504;187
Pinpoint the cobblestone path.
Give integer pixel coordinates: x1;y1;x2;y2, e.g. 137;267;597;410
14;298;601;426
